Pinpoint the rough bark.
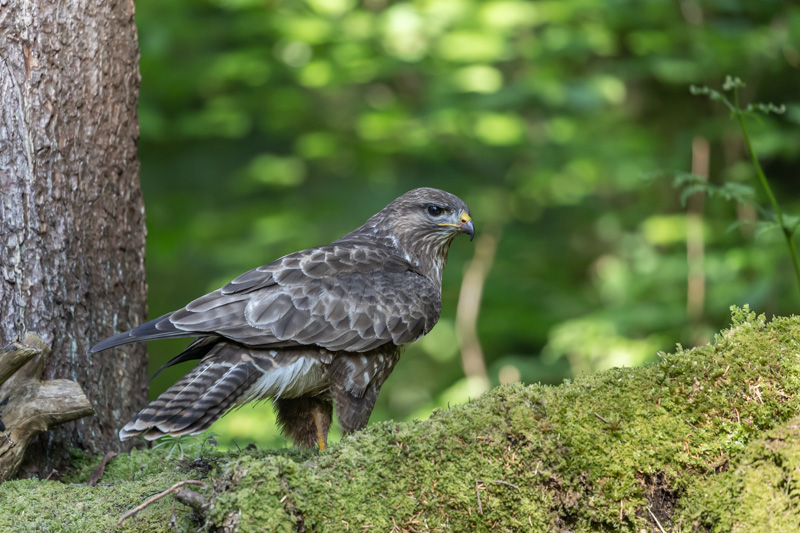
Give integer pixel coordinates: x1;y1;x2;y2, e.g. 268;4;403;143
0;0;147;476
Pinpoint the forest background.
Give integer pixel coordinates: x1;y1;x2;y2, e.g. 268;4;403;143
133;0;800;449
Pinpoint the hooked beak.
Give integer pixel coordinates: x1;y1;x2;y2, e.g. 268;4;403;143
439;212;474;241
460;212;475;241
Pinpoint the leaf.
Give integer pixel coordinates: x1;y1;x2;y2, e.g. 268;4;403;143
679;184;708;207
754;220;782;239
672;171;708;187
782;215;800;235
725;220;742;234
747;102;787;115
722;76;745;91
716;182;755;204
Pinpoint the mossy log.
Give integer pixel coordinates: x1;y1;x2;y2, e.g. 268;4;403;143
0;333;95;481
1;308;800;532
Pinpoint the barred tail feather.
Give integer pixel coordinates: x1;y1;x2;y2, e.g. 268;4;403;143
156;366;258;438
120;343;259;441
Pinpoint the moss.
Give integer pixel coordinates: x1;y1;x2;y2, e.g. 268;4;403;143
674;415;800;532
2;307;799;532
207;306;800;531
0;443;215;532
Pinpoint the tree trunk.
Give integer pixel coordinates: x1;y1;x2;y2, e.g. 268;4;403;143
0;0;147;477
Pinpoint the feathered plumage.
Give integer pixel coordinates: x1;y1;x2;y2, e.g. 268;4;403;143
91;188;474;448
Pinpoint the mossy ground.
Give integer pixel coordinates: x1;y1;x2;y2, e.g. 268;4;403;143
2;307;799;532
674;415;800;532
0;444;212;532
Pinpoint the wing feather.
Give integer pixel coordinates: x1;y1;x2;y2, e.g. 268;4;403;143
244;292;294;326
92;242;441;354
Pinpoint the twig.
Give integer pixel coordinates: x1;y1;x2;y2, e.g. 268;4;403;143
687;135;709;328
647;506;667;533
174;487;207;512
490;479;520;490
684;419;698;430
118;480;208;526
475;481;483;514
455;227;500;393
87;451;118;486
594;412;611;424
169;502;178;533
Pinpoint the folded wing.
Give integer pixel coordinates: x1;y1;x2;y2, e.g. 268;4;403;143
90;242;440;354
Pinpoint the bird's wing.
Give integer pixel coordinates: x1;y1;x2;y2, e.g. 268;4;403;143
90;243;441;353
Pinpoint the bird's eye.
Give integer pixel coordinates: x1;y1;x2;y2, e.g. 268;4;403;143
427;205;444;217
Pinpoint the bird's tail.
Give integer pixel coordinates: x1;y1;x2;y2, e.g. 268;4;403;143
121;341;260;441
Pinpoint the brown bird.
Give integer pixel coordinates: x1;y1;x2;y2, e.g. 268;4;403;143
91;188;474;449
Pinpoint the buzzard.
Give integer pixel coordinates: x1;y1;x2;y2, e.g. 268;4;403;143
91;188;474;450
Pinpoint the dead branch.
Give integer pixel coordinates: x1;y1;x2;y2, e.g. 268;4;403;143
0;333;95;481
455;226;500;393
87;451;118;486
173;487;208;512
118;480;209;526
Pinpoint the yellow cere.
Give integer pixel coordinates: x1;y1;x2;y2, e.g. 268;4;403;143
438;211;471;228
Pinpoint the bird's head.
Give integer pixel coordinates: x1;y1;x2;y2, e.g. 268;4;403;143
361;187;474;284
385;187;474;242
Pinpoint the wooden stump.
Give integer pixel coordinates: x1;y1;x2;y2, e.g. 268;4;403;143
0;333;94;481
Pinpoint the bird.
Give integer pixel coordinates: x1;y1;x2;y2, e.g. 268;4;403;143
90;187;474;450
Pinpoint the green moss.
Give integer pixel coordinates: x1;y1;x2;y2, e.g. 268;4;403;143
0;442;215;532
2;307;799;532
674;415;800;532
206;306;800;531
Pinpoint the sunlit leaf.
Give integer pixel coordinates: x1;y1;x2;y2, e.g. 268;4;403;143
453;65;503;93
473;112;525;145
247;154;306;186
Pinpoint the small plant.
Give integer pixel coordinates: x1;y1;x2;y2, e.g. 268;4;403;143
152;434;198;459
151;431;221;459
687;77;799;290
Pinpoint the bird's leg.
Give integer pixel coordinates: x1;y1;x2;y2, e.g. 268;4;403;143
311;408;328;451
329;351;399;435
274;396;332;449
332;382;381;435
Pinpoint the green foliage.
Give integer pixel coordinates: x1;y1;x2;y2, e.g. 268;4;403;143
688;77;800;290
133;0;800;447
151;432;219;459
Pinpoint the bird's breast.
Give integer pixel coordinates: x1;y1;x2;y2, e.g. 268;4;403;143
237;344;404;404
239;348;333;403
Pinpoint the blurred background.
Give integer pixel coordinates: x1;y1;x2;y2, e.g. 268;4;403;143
135;0;800;449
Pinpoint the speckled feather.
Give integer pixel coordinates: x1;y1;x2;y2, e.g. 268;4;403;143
91;188;473;445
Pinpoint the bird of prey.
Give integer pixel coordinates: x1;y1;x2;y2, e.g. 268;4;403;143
91;187;474;450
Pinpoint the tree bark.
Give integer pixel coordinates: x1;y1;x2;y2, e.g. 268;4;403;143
0;0;147;477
